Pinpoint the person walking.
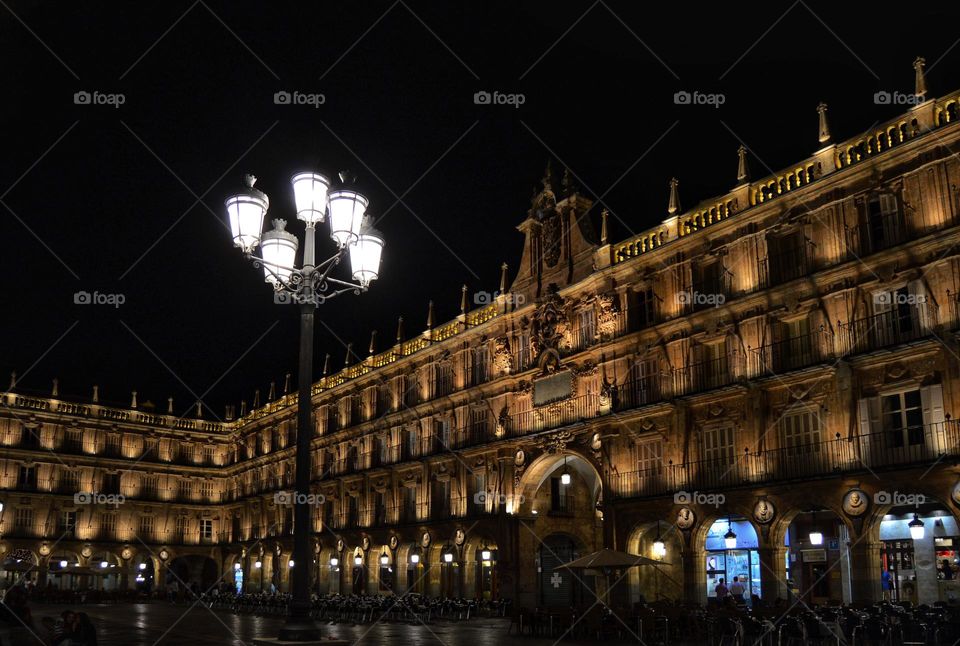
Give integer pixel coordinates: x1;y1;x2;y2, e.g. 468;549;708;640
714;578;729;603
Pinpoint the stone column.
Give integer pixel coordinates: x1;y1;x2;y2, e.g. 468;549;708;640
758;546;787;601
913;531;938;605
682;548;703;604
848;540;882;603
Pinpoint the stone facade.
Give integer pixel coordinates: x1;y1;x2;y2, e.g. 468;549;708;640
4;80;960;608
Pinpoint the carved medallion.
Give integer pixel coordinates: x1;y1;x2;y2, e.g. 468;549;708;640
676;506;696;530
753;499;775;524
842;489;869;517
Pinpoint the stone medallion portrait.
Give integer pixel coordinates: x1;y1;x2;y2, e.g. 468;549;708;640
842;489;869;517
753;499;775;524
676;506;696;530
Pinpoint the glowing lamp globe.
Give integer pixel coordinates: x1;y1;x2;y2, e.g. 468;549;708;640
330;557;338;567
410;553;420;565
723;528;737;550
354;555;363;566
349;220;385;286
233;563;241;571
653;539;666;559
291;172;330;224
809;531;823;546
909;514;925;540
288;560;295;568
259;219;299;285
443;552;454;563
254;561;262;569
100;561;109;568
328;189;368;248
560;472;571;485
139;563;147;570
59;560;68;568
225;174;269;252
481;548;492;561
380;553;389;566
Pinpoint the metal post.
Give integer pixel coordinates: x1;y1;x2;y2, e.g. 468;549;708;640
279;223;320;641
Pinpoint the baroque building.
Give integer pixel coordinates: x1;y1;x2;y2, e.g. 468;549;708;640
5;65;960;609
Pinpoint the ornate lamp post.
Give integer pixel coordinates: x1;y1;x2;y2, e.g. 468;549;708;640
226;171;384;642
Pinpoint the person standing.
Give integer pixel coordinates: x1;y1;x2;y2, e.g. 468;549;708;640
714;578;729;603
729;576;745;603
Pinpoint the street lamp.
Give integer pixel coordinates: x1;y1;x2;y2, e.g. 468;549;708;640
560;456;571;485
724;520;737;550
226;171;384;642
652;522;666;559
379;550;389;567
909;514;925;540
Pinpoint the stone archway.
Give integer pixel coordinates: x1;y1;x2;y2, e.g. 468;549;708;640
625;521;682;603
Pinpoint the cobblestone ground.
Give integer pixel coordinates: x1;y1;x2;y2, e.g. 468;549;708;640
8;603;640;645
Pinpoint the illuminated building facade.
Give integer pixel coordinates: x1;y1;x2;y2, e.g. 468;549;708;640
4;65;960;607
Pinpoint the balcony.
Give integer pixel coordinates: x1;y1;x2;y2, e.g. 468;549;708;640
610;421;960;500
749;327;834;376
845;209;906;256
840;307;931;354
673;352;743;395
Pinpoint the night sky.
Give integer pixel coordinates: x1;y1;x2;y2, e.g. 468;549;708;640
2;1;958;418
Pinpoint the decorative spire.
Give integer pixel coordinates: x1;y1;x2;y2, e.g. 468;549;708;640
499;263;508;293
225;404;234;420
561;167;576;197
817;102;831;144
368;330;378;355
8;371;15;391
322;354;331;376
344;342;354;368
914;56;927;99
541;160;553;191
460;285;468;314
736;145;750;183
268;381;276;400
253;388;261;408
396;316;405;344
426;300;435;329
283;373;291;395
52;378;59;397
667;178;680;215
195;401;202;418
600;209;609;245
240;400;247;417
130;390;137;408
167;397;173;414
92;385;99;403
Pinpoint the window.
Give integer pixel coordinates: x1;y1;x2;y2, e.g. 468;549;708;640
102;473;120;494
769;231;810;284
779;407;822;454
138;516;154;541
432;480;451;517
100;512;117;539
141;475;158;499
406;428;418;459
882;389;925;447
14;508;33;532
204;447;215;465
18;466;36;489
636;439;663;476
635;288;657;328
58;470;80;494
472;472;487;511
865;193;900;252
200;519;213;542
65;429;83;452
627;357;660;406
198;481;214;501
58;511;77;535
701;425;736;466
435;418;452;449
106;434;122;456
403;487;418;522
515;332;531;371
472;346;490;385
434;364;454;398
577;308;596;348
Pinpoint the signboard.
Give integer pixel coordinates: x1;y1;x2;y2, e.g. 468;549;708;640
533;370;573;407
802;549;827;563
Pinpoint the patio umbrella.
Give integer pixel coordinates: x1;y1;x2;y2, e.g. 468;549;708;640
554;548;669;606
554;548;669;570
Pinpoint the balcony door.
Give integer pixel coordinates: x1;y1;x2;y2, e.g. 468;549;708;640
700;425;736;486
858;384;943;466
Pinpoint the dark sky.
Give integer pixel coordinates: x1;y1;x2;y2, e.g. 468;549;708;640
2;1;958;418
